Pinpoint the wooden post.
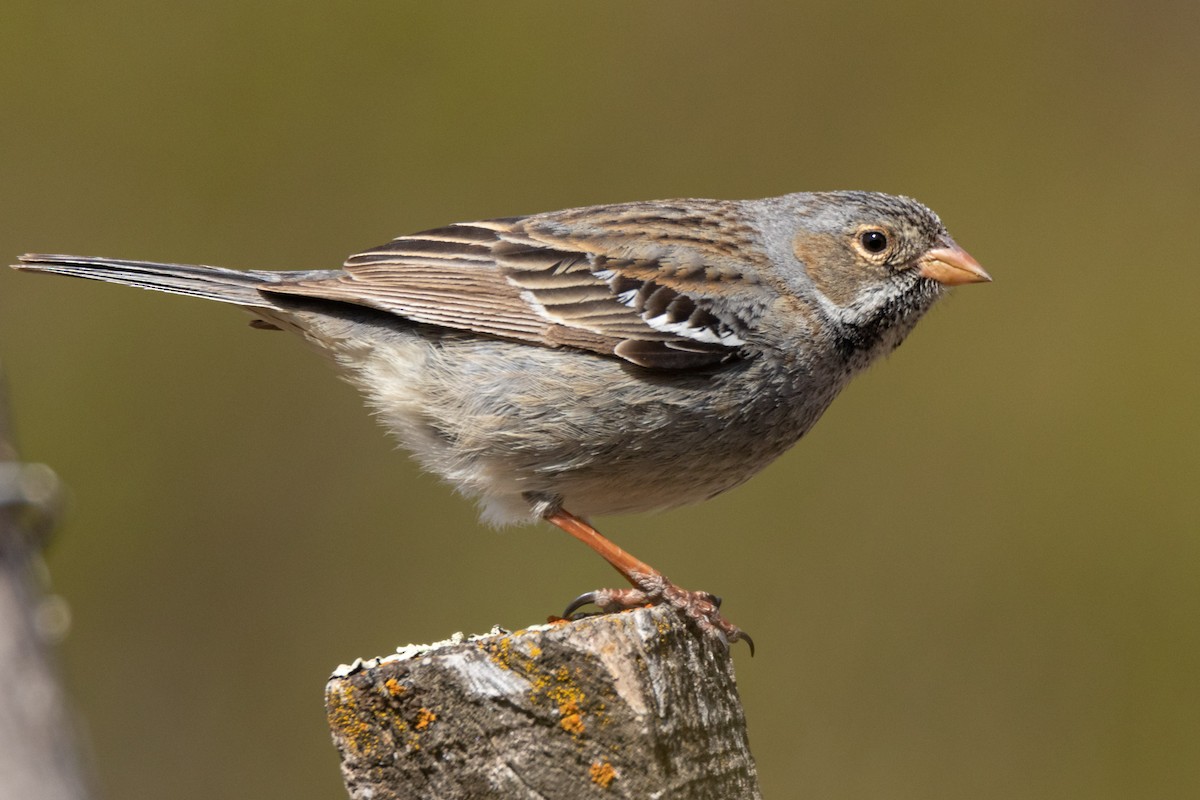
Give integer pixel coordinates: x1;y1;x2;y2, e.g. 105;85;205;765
326;605;762;799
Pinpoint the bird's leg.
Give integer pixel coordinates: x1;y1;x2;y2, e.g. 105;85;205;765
544;507;753;653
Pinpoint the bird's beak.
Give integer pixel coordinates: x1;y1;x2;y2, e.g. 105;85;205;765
918;243;991;286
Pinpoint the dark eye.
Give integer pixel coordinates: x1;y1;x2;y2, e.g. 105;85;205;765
859;229;889;254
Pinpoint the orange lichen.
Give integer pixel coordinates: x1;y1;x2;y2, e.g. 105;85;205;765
589;760;617;789
558;698;586;735
415;707;437;731
383;678;406;697
480;634;608;740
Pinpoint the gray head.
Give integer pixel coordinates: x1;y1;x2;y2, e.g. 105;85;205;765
753;191;989;363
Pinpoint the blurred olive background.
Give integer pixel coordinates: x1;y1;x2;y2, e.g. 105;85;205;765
1;2;1197;799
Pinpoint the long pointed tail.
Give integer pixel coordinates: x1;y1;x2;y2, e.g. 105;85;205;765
13;254;285;308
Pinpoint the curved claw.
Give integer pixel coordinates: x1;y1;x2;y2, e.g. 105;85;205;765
563;591;600;619
705;616;754;656
563;587;651;618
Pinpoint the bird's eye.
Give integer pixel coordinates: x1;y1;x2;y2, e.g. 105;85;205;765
859;229;889;255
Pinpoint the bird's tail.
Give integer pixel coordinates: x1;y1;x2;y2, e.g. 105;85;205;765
13;254;285;308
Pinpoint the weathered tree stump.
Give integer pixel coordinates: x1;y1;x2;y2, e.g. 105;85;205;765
326;604;762;799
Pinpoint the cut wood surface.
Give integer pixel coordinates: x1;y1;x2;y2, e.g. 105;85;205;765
326;605;762;799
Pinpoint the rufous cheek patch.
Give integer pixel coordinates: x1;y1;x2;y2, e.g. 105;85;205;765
793;235;861;308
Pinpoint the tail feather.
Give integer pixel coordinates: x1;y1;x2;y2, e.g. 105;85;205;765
14;254;285;308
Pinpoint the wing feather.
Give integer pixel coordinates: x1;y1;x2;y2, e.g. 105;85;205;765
261;202;776;369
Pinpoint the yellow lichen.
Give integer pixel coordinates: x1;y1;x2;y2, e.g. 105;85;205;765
326;684;383;758
488;636;514;670
383;677;405;697
560;712;585;735
483;635;546;677
415;707;437;731
480;634;607;741
558;698;586;735
589;760;617;789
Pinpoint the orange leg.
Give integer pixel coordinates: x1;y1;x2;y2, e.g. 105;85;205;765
544;507;753;654
544;507;662;583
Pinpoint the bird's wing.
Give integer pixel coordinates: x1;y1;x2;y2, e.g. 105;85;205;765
261;200;777;370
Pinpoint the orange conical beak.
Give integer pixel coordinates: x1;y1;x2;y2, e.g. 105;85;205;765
918;244;991;286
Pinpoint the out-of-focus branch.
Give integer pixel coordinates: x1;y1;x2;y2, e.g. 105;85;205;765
0;361;91;800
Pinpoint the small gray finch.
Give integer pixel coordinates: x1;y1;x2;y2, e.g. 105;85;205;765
15;191;989;650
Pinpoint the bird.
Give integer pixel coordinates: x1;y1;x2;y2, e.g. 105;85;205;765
14;191;989;651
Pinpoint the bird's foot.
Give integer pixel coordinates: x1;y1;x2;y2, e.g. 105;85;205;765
564;572;754;655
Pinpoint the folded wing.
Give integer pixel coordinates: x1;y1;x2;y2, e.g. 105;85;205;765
263;200;775;369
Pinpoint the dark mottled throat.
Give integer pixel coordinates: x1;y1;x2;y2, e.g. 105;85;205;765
835;278;942;365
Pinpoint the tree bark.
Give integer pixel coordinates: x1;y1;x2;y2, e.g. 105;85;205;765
326;604;762;799
0;363;92;800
